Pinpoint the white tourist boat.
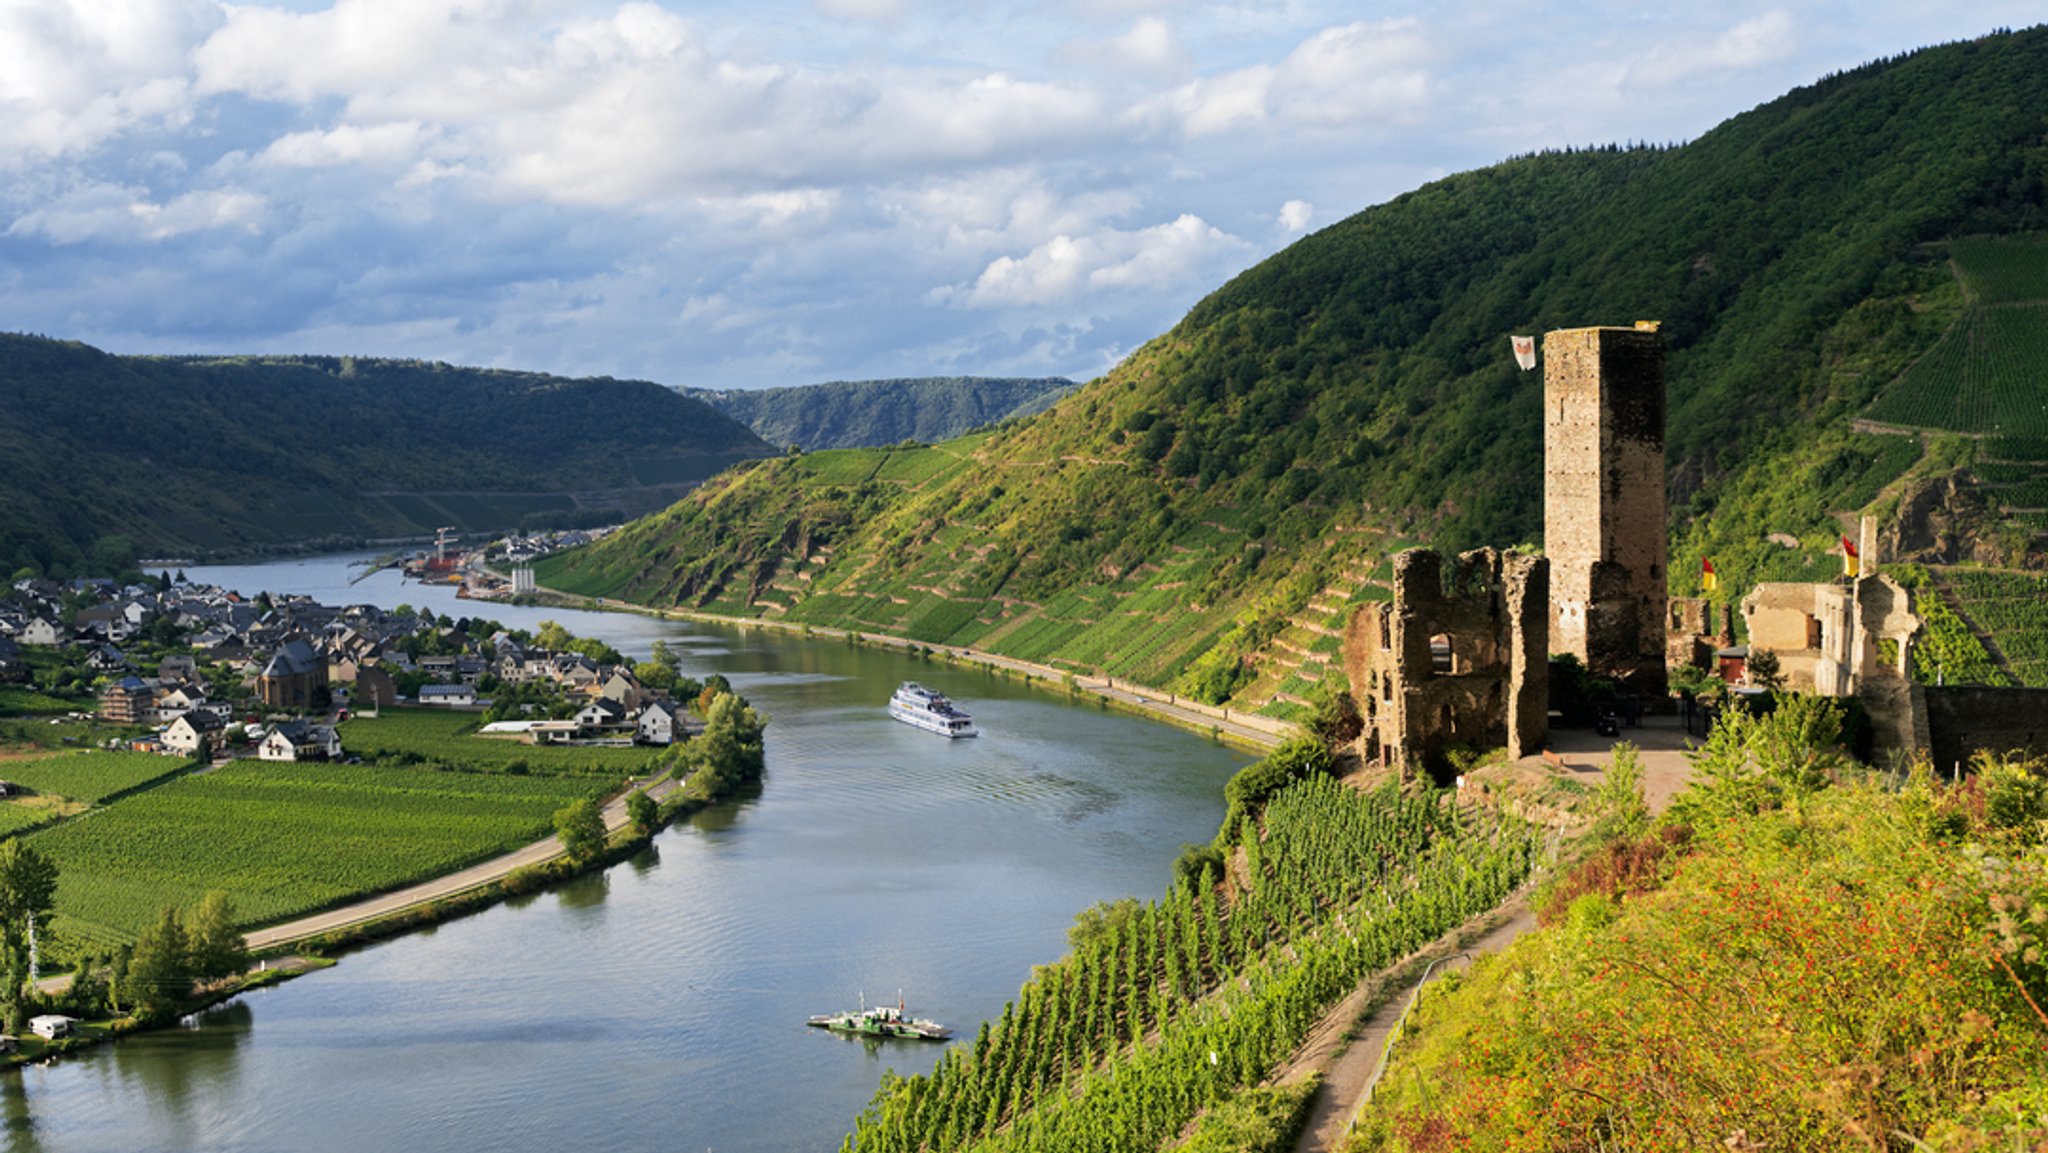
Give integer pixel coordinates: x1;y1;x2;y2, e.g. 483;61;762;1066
888;682;979;738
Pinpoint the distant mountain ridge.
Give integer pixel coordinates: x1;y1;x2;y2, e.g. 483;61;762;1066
686;377;1074;450
0;337;773;576
538;28;2048;716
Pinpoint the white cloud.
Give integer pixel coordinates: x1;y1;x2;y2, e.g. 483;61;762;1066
815;0;908;22
0;0;216;162
9;182;264;244
1059;16;1191;79
1625;11;1799;88
1141;18;1428;138
1277;199;1312;231
954;213;1247;308
258;121;431;168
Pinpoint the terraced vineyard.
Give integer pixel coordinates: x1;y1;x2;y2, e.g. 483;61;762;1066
29;760;611;955
1941;567;2048;686
1863;303;2048;436
1951;234;2048;303
1889;565;2013;686
841;774;1540;1153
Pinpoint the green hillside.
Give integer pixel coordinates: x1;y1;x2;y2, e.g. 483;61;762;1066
539;29;2048;714
0;338;772;576
687;376;1075;451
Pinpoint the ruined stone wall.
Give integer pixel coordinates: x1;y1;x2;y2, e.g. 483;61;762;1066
1344;548;1548;777
1544;325;1668;697
1924;686;2048;775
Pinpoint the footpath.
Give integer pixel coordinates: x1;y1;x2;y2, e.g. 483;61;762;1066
244;775;679;950
1285;715;1695;1152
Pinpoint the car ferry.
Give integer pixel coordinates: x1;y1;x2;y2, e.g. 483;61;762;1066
888;682;979;738
808;994;951;1041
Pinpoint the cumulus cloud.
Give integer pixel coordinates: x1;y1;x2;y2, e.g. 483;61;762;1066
0;0;218;161
1625;11;1799;88
258;121;432;168
1142;18;1430;138
1058;16;1191;79
8;182;264;244
1277;199;1312;231
951;213;1248;308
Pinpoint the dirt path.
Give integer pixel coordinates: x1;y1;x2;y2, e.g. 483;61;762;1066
244;775;679;950
1284;715;1697;1151
1283;903;1536;1153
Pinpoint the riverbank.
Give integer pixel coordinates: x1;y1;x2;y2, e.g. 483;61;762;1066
524;585;1290;754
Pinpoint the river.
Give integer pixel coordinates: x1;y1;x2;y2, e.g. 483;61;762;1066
4;553;1248;1152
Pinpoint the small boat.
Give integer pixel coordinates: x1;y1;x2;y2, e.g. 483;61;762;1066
808;993;952;1041
888;682;979;738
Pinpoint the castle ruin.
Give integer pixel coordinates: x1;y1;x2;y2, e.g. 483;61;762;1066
1344;548;1549;775
1544;324;1669;699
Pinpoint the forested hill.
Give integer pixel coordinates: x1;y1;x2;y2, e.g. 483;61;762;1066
0;337;773;576
537;28;2048;716
686;377;1075;451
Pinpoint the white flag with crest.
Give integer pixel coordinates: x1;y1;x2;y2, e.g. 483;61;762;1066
1510;335;1537;371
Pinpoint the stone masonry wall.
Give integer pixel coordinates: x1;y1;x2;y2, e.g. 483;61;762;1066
1544;325;1668;697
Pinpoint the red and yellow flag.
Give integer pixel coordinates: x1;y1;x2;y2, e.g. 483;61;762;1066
1841;535;1860;578
1701;558;1718;593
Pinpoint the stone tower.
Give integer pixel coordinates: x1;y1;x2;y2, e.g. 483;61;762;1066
1544;323;1668;698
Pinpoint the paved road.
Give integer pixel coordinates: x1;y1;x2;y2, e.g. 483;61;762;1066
583;596;1290;752
245;775;679;950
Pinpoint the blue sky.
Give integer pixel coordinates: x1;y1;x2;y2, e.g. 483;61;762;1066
1;1;2036;388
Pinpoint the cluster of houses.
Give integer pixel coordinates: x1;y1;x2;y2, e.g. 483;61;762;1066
0;574;694;762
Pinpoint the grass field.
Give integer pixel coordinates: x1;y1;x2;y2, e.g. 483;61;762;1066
339;707;660;776
30;760;613;956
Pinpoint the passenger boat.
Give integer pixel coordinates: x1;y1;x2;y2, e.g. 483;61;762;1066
807;993;951;1041
888;681;979;738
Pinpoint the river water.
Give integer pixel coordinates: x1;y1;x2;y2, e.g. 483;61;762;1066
4;554;1246;1152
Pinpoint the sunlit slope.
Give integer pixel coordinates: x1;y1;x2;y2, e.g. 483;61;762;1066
541;29;2048;715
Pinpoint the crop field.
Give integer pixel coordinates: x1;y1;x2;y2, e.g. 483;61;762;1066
31;760;610;954
1952;234;2048;303
842;775;1539;1153
1864;303;2048;437
1891;565;2012;686
339;708;659;776
0;686;82;716
0;749;190;804
1942;567;2048;686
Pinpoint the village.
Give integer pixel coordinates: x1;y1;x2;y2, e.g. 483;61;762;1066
0;568;699;772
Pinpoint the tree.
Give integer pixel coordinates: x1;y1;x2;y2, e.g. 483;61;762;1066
633;661;677;691
535;620;571;652
683;692;767;797
554;799;606;861
127;907;191;1019
0;841;59;965
186;891;248;984
1747;647;1785;690
649;640;680;671
626;790;659;836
